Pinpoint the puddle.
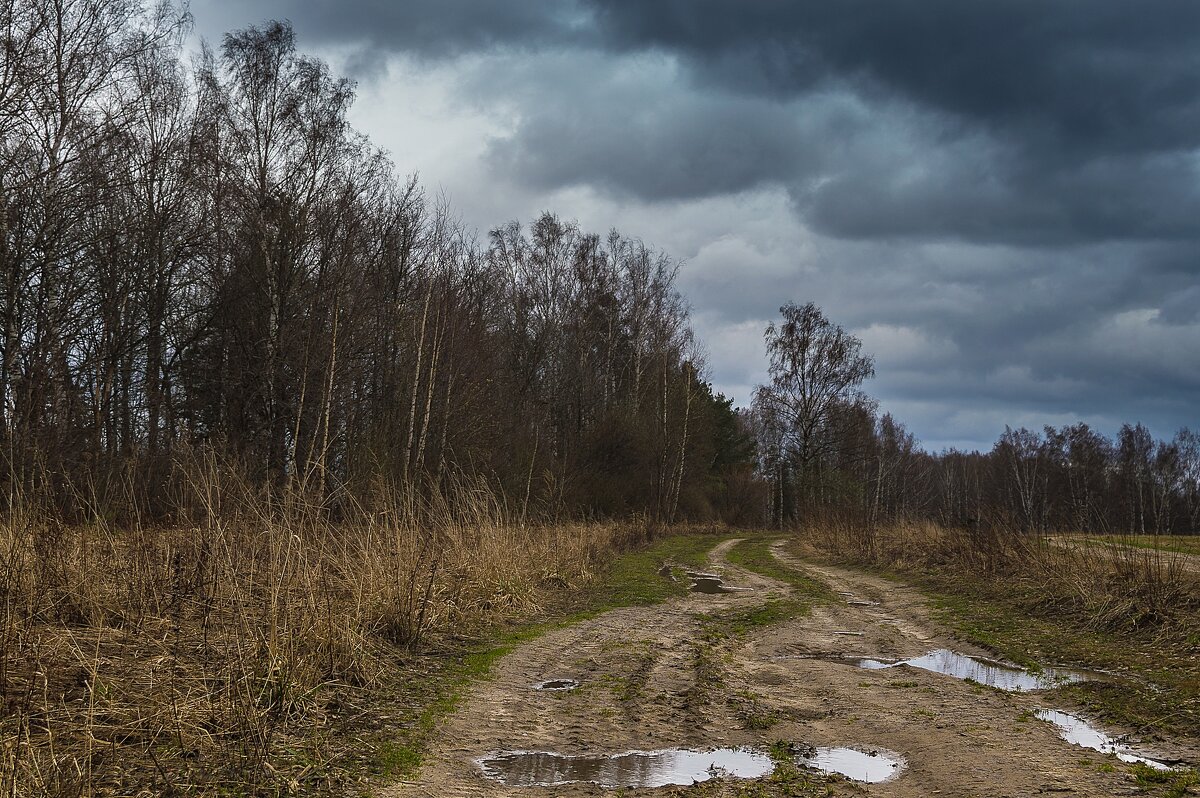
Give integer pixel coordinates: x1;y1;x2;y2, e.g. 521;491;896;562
798;747;905;783
690;576;732;594
1036;710;1171;770
533;679;579;691
478;748;773;787
479;746;905;787
686;572;751;594
857;649;1087;692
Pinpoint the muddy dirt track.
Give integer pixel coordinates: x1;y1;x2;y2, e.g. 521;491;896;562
382;539;1195;797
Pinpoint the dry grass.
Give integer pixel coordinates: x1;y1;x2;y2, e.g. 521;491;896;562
0;476;646;796
803;519;1200;634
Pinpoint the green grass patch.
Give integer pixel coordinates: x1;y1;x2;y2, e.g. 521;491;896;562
726;536;832;600
1128;763;1200;797
919;579;1200;737
694;535;835;641
706;598;808;636
728;741;831;797
582;531;721;612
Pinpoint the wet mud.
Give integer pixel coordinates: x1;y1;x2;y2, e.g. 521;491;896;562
383;539;1196;797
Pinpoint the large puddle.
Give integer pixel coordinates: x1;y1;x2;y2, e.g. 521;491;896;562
533;679;579;691
1036;710;1171;770
477;748;772;787
479;746;906;787
798;747;904;783
857;649;1086;691
686;571;750;594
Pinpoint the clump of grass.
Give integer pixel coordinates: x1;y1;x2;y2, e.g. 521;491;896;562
0;472;668;796
729;741;831;797
1127;763;1199;797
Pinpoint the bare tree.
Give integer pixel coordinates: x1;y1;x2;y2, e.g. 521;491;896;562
752;301;875;521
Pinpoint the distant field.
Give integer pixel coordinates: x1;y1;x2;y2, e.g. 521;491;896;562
1081;534;1200;556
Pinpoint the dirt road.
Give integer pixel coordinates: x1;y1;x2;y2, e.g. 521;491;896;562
1044;535;1200;575
383;539;1194;797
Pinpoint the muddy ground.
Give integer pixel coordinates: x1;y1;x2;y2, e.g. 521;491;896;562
382;539;1197;797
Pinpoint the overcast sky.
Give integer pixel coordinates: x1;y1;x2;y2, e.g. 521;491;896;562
190;0;1199;452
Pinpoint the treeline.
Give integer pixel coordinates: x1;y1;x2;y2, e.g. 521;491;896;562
0;3;755;522
752;303;1200;536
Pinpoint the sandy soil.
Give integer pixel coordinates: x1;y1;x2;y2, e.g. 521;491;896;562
382;539;1195;797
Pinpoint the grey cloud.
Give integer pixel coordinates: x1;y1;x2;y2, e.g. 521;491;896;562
485;90;816;201
677;224;1197;446
189;0;1200;448
797;148;1200;245
585;1;1200;156
197;0;1200;246
196;0;592;60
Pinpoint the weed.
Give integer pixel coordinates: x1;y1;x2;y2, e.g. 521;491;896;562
1128;763;1200;797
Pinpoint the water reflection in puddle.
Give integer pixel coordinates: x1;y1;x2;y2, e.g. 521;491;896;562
479;746;905;787
799;747;904;783
690;577;732;594
686;572;751;594
533;679;579;691
1036;710;1171;770
478;748;772;787
857;649;1086;691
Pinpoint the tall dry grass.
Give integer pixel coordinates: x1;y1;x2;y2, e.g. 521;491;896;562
805;519;1200;634
0;465;647;796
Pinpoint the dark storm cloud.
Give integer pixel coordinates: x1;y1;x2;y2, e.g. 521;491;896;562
445;0;1200;245
197;0;591;58
799;147;1200;245
199;0;1200;245
191;0;1200;448
585;1;1200;153
585;1;1200;245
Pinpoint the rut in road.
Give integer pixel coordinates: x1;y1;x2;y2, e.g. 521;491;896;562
383;538;1194;797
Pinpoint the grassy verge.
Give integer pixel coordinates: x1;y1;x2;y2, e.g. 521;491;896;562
726;536;831;598
581;530;719;611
